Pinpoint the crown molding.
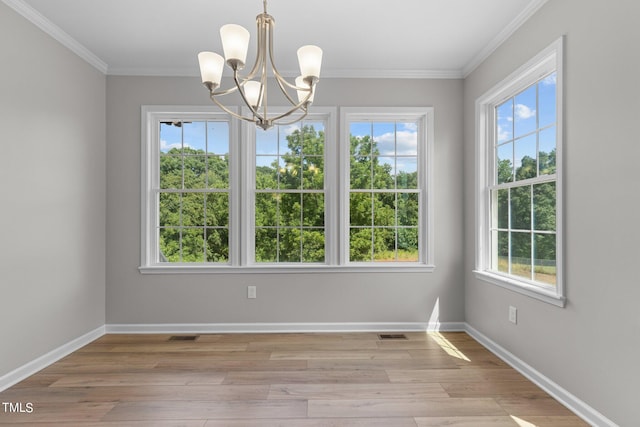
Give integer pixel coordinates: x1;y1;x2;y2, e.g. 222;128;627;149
109;66;464;79
462;0;549;77
2;0;108;74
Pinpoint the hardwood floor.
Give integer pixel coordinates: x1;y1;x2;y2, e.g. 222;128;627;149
0;332;588;426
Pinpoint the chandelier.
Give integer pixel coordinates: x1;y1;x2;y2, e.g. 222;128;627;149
197;0;323;130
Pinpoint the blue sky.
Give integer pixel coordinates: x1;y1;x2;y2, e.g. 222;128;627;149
160;121;229;155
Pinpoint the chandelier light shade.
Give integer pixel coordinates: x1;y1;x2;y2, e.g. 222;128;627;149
197;0;323;130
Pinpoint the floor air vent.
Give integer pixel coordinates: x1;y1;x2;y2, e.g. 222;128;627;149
168;335;199;341
378;333;407;340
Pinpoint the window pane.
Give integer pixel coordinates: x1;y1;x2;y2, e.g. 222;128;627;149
534;233;556;285
280;193;301;227
160;122;182;155
256;156;279;189
515;134;536;181
160;155;182;189
398;228;419;261
255;193;278;227
511;232;532;280
397;193;419;227
533;182;556;231
207;155;229;189
302;193;324;227
159;192;181;227
302;123;324;155
302;229;325;262
205;193;229;227
373;193;395;226
397;122;418;155
183;121;206;153
280;157;302;190
159;227;180;262
539;126;556;175
373;122;395;156
350;193;372;226
181;228;205;262
514;85;537;137
206;228;228;262
183;156;207;189
497;230;508;273
497;142;513;184
350;228;372;262
538;72;557;129
182;193;204;226
396;158;418;189
496;99;513;143
255;228;277;262
207;121;229;155
374;157;395;189
373;228;396;261
350;155;372;189
510;185;531;230
279;228;301;262
496;188;508;229
256;126;278;155
280;124;300;154
302;156;323;190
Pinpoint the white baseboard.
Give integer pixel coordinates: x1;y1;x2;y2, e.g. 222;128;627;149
106;322;465;334
464;323;618;427
0;325;105;392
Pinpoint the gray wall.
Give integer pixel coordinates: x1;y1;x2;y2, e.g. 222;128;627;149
106;76;465;325
0;3;106;376
463;1;640;425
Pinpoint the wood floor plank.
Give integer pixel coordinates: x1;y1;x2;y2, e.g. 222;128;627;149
248;340;379;351
82;385;270;402
308;397;507;418
509;415;591;426
204;418;419;426
270;350;412;360
307;358;458;370
387;368;527;383
102;400;307;421
441;381;549;398
49;372;226;387
496;397;579;417
223;369;389;384
155;359;308;372
414;416;519;426
268;383;448;399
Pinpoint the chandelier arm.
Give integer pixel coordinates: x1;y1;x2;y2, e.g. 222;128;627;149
269;95;311;123
272;108;309;126
209;92;256;124
242;14;268;82
233;69;265;122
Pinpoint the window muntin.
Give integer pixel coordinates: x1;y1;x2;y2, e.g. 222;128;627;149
254;121;326;263
158;120;230;263
490;72;557;286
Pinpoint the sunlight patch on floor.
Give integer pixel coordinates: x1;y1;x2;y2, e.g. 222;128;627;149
429;331;470;362
511;415;537;426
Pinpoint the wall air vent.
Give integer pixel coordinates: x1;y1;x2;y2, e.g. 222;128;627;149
378;333;408;340
168;335;199;341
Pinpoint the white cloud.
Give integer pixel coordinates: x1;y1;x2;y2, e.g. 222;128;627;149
515;104;536;120
374;130;418;156
161;139;187;151
542;73;556;86
497;125;510;142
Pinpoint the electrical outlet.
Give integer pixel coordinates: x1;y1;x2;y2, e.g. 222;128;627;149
509;306;517;324
247;285;257;299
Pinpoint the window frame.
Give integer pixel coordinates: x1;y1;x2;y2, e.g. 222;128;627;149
340;107;435;269
474;38;565;306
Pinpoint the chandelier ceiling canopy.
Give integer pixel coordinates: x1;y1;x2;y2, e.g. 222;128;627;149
197;0;323;130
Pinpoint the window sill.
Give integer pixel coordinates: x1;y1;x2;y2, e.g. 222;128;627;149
473;270;565;307
139;264;436;275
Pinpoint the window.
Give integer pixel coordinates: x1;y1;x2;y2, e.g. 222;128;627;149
141;106;433;273
249;118;329;264
475;38;564;306
341;108;434;267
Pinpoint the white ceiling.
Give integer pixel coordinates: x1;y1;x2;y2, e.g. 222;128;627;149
7;0;546;78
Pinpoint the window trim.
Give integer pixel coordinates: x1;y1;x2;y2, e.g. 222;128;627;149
340;107;435;268
474;37;565;306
